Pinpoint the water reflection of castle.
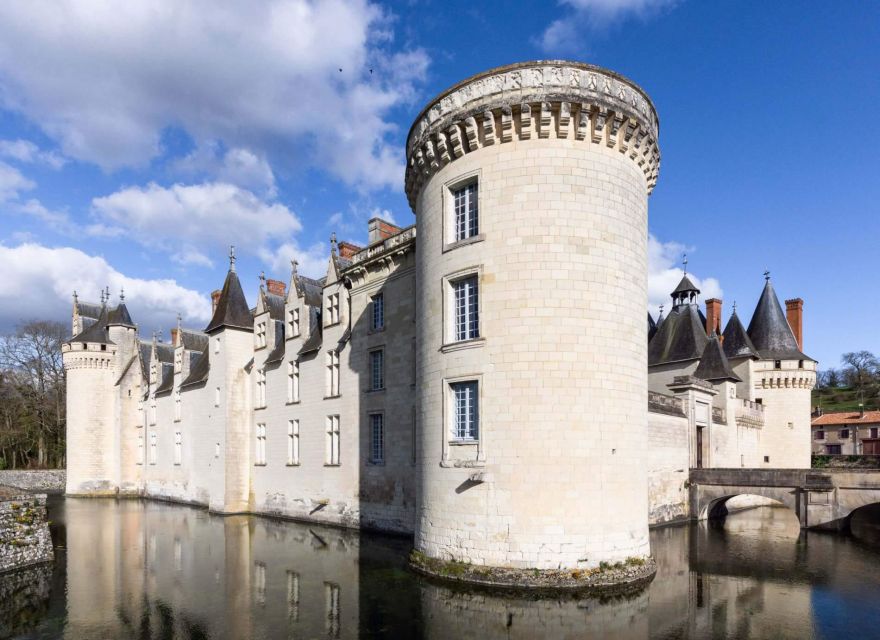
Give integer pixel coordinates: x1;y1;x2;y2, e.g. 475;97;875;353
48;499;847;640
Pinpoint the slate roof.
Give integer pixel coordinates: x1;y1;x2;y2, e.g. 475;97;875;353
746;279;811;361
722;310;758;360
154;363;175;395
648;313;657;341
69;305;114;345
138;341;152;379
155;343;175;364
265;321;286;365
181;350;210;389
671;274;700;297
107;302;135;326
205;269;253;334
648;303;708;366
295;275;324;307
180;329;208;353
298;325;323;355
75;301;102;321
264;292;286;321
694;334;741;383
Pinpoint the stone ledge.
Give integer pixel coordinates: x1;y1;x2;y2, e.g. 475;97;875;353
409;549;656;596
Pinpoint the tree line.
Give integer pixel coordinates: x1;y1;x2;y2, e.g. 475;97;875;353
0;321;66;469
816;350;880;405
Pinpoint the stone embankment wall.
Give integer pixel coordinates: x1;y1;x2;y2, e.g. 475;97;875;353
0;470;66;494
0;492;54;573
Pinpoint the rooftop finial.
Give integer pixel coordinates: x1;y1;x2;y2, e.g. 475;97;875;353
659;303;664;315
764;269;770;282
682;253;688;275
100;288;105;305
229;245;236;272
330;232;337;254
176;312;182;333
73;290;78;304
732;300;737;314
259;270;266;290
119;286;125;303
291;258;298;277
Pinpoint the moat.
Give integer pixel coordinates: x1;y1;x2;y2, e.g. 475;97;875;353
5;498;880;639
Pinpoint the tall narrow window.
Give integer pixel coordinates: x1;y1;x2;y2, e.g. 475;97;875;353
287;307;300;338
287;571;300;622
256;423;267;465
370;413;384;463
371;293;384;330
370;349;384;391
256;321;267;348
453;276;479;341
174;432;182;465
326;415;340;465
453;182;478;241
256;369;266;408
326;293;340;325
287;360;300;403
149;432;157;464
326;350;340;397
288;419;300;465
174;390;181;422
451;381;479;441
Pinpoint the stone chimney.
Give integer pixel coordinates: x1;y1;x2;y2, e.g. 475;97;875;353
266;279;286;297
337;242;362;260
211;289;222;313
785;298;804;350
705;298;722;336
368;217;402;244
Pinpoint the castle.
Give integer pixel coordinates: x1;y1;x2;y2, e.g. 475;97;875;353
63;61;815;577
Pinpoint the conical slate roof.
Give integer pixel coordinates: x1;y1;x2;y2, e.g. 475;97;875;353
69;305;114;345
747;279;810;361
648;303;709;366
205;269;253;334
648;312;657;341
107;302;134;327
671;274;700;297
694;334;741;383
722;309;758;360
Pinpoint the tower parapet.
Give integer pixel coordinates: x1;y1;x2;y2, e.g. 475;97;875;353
405;60;660;209
410;60;659;586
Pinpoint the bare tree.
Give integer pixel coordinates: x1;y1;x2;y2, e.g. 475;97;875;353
0;320;67;468
840;351;880;400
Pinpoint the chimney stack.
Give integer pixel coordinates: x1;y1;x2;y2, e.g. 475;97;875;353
368;217;402;244
705;298;722;336
170;328;180;346
337;241;362;260
211;289;222;313
266;279;286;297
785;298;804;350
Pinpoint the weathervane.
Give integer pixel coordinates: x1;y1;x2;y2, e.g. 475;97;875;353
682;253;688;275
119;286;125;303
330;232;337;254
764;269;770;281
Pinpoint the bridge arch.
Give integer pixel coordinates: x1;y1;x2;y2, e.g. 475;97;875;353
701;493;796;522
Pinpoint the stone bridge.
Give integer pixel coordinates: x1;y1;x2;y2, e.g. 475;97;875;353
689;468;880;531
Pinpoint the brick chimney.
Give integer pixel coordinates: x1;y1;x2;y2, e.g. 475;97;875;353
368;217;402;244
337;241;362;260
266;279;286;297
211;289;222;313
705;298;722;336
170;328;180;346
785;298;804;350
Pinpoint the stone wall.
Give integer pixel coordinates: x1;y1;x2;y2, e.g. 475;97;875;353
0;470;66;494
0;492;54;573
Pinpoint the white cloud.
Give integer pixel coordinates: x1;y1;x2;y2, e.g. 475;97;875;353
0;1;428;190
0;243;209;332
0;161;35;201
540;0;677;52
90;181;303;264
174;144;277;197
648;234;722;318
258;241;328;281
0;139;66;169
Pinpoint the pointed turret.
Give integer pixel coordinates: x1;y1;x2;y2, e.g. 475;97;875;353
722;304;758;360
649;277;708;366
69;301;114;345
746;274;809;360
205;246;253;334
694;333;741;383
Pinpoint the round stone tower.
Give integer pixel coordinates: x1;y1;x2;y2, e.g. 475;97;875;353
407;61;661;576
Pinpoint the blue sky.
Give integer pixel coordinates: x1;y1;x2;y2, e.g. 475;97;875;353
0;1;877;369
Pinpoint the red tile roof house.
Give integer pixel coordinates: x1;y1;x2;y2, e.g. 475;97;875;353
812;410;880;455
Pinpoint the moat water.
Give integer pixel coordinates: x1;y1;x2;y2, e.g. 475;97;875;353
4;498;880;639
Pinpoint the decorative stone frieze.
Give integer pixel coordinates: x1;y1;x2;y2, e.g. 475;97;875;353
405;61;661;209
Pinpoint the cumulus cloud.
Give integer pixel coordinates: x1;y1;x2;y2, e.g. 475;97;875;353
174;144;277;197
0;1;428;190
0;243;209;333
540;0;677;52
90;181;303;267
0;161;35;201
258;241;328;281
0;139;66;169
648;234;722;318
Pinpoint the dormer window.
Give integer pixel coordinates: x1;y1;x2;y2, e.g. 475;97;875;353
774;360;781;370
326;293;340;326
287;307;300;338
256;321;267;349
